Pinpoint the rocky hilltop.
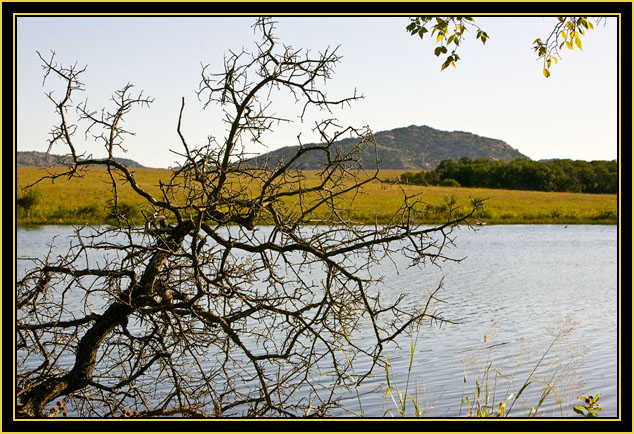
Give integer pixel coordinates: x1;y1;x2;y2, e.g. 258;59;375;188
249;125;528;170
17;151;145;168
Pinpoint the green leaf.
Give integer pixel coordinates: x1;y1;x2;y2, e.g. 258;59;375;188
515;381;532;400
573;407;585;415
580;17;590;29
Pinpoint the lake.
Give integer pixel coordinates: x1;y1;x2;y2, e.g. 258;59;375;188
16;224;619;418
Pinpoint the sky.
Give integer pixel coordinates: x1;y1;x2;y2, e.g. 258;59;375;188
16;15;618;168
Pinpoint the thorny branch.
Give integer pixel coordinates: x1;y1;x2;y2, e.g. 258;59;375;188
16;18;483;418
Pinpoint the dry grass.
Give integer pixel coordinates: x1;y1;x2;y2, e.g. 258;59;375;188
16;167;618;225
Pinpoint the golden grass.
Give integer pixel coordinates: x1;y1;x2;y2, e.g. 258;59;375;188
16;167;618;225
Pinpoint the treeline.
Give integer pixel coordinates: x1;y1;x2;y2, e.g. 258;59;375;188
397;158;618;194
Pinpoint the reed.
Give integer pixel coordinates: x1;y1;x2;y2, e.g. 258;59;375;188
458;317;592;418
382;317;603;418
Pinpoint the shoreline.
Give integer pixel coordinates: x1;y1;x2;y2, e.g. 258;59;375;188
16;219;618;227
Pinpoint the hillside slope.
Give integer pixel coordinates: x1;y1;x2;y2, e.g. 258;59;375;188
250;125;528;170
17;151;145;168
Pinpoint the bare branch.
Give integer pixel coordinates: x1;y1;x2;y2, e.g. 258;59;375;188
17;18;481;418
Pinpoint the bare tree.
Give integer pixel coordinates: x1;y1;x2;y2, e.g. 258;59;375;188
16;18;482;418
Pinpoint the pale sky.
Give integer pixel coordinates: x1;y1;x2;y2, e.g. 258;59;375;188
16;15;618;168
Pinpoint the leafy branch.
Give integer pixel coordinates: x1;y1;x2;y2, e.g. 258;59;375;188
407;16;602;77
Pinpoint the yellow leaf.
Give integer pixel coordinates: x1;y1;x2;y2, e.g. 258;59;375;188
560;31;567;40
566;40;574;50
436;33;443;43
588;21;594;30
575;37;582;50
543;68;550;78
552;56;558;64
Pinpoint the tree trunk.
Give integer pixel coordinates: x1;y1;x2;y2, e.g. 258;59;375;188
17;229;187;417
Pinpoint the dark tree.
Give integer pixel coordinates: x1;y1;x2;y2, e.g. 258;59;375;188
16;18;481;417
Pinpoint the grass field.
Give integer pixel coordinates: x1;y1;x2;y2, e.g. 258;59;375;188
16;166;618;225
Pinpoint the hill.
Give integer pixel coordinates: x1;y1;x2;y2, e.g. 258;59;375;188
250;125;528;170
17;151;145;168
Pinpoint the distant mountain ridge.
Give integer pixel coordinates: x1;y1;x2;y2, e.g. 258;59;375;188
18;126;528;170
17;151;145;168
250;125;528;170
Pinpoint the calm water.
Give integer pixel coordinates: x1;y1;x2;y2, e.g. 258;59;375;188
16;224;619;417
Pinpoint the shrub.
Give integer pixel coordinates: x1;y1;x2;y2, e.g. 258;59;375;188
49;205;74;219
106;200;141;223
550;206;578;219
75;204;101;217
475;208;494;219
550;206;565;218
595;209;616;220
16;188;44;216
440;178;461;187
